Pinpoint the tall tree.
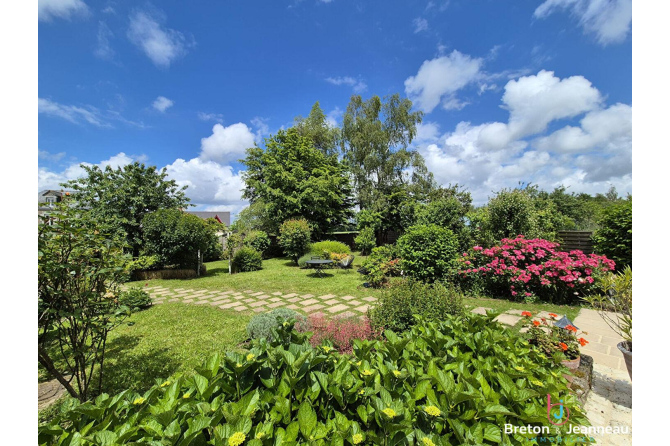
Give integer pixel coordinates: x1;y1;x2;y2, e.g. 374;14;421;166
294;101;341;157
242;128;353;238
341;94;435;211
63;162;190;256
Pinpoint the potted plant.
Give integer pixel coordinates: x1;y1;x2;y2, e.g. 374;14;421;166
520;312;589;375
581;266;632;379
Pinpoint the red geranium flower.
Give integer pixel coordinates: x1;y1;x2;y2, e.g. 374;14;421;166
533;320;540;327
565;325;578;333
521;311;532;317
559;342;568;351
548;313;558;318
579;338;589;346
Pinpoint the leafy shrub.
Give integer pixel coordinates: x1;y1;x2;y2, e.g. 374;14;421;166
368;279;465;333
361;244;402;287
232;247;263;273
305;314;380;354
459;236;616;304
396;224;460;283
246;308;307;341
39;316;590;445
118;287;152;311
278;218;312;263
243;230;271;259
310;240;351;258
592;198;632;270
354;226;376;255
125;255;159;273
142;209;217;269
203;218;225;262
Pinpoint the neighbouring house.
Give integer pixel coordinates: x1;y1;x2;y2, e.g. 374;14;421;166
185;211;231;227
38;189;75;223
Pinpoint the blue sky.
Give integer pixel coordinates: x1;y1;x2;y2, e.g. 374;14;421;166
38;0;632;217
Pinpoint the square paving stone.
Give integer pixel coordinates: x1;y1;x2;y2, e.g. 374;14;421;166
347;300;362;306
341;295;358;301
354;305;369;313
243;298;256;303
284;293;298;298
288;297;301;303
219;302;238;309
362;297;377;302
272;291;283;296
300;299;318;306
233;306;249;312
301;294;314;298
269;297;282;303
471;307;492;315
256;294;270;300
253;307;267;313
303;304;325;313
337;311;357;319
494;314;522;326
506;309;524;316
244;290;254;294
318;294;336;300
324;299;340;305
267;302;285;309
249;301;267;308
182;299;194;303
327;304;350;313
286;304;299;310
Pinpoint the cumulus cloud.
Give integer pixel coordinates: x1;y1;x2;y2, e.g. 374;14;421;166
413;17;429;33
163;157;247;213
38;152;141;190
325;76;367;94
127;9;189;68
414;71;631;204
38;149;66;162
534;0;632;45
152;96;174;112
39;98;108;127
39;0;88;21
199;123;256;164
404;50;483;113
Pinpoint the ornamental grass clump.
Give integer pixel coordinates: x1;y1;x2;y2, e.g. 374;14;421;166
39;315;591;445
458;235;615;304
520;311;589;362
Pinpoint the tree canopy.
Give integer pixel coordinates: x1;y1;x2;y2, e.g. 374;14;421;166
241;127;353;237
63;162;190;256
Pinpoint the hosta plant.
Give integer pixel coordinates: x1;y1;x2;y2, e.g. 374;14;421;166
39;315;591;445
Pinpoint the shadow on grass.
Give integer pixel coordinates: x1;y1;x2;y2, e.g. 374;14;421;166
206;267;229;276
305;272;335;279
283;261;300;267
93;334;182;396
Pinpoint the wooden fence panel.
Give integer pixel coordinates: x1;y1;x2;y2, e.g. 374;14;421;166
557;231;594;254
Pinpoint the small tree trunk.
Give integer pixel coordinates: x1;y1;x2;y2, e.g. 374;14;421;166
38;345;80;401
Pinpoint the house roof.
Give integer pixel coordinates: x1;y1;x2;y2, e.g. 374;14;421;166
186;211;231;226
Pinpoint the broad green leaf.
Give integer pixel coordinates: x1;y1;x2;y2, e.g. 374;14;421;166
297;400;317;437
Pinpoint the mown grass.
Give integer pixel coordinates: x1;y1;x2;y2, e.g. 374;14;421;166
39;303;251;396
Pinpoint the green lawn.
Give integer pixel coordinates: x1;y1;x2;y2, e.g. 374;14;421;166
39;303;251;396
129;255;584;320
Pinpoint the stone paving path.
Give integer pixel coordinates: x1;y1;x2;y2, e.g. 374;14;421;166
38;377;68;411
143;286;377;318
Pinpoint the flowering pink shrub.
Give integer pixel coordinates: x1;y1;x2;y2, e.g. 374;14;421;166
458;236;615;303
303;314;381;354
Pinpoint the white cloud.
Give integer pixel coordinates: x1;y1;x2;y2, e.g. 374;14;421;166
415;122;441;143
163;158;247;213
414;71;630;204
39;0;88;21
199;123;256;163
326;107;343;127
152;96;174;112
38;150;66;162
38;152;141;190
94;21;115;60
250;117;270;141
198;112;224;123
404;50;483;113
39;98;108;127
534;0;632;45
325;76;367;94
127;10;189;68
413;17;429;33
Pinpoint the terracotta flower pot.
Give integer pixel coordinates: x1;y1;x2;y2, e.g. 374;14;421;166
617;341;632;379
561;356;580;383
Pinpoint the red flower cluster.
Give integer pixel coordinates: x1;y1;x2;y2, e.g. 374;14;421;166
459;236;615;303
